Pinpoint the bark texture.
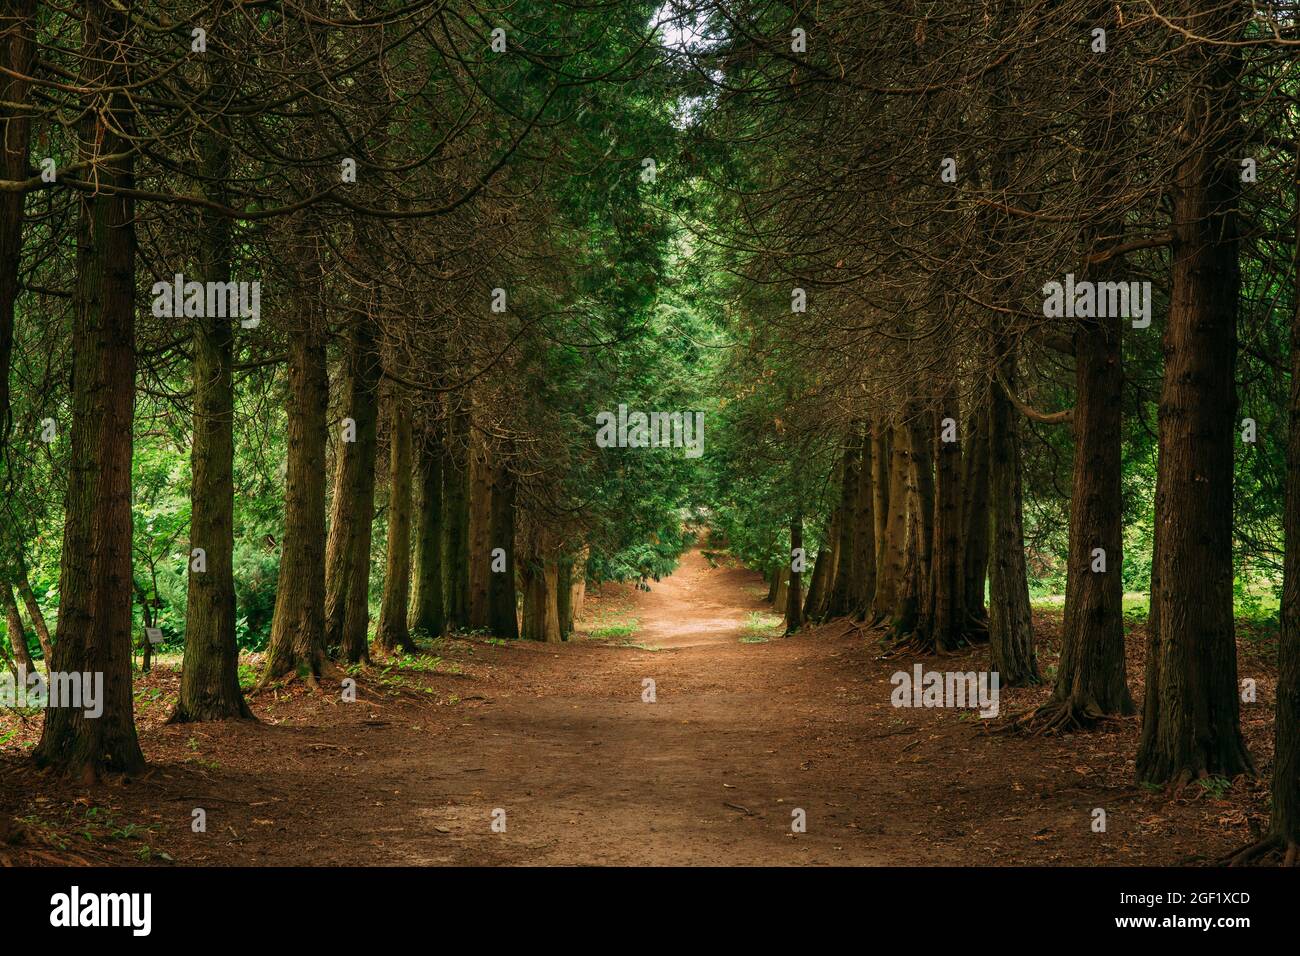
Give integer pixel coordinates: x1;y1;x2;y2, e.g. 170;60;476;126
987;359;1038;686
375;388;417;654
409;432;445;635
324;319;381;665
1136;8;1252;785
35;0;146;778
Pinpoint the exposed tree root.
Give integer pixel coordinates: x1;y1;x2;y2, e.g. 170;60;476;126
1222;835;1300;867
996;696;1132;737
962;613;990;644
839;618;882;639
859;609;888;628
886;631;935;655
884;624;982;658
252;658;345;695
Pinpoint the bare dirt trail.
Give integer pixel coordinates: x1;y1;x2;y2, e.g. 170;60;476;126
374;547;910;865
624;546;764;649
2;546;1271;866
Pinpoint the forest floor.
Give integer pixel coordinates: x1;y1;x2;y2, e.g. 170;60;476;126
0;547;1281;866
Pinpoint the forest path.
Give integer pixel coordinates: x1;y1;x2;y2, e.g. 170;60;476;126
620;545;762;649
6;547;1245;866
138;547;919;865
374;547;906;864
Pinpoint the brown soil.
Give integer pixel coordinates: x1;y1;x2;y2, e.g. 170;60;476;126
0;547;1278;866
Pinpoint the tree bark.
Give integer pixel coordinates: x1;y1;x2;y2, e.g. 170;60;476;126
1035;311;1134;730
924;392;966;651
35;0;146;779
803;524;834;621
173;67;253;722
1136;8;1252;785
987;359;1039;686
773;564;789;612
871;425;890;586
784;515;805;634
1268;183;1300;850
569;551;587;622
468;434;492;629
890;405;934;643
260;322;330;687
959;405;990;631
571;577;586;622
443;403;471;629
521;555;561;642
850;423;877;615
324;318;381;665
0;0;34;444
15;562;51;662
871;425;908;621
557;559;573;639
409;430;445;635
375;385;417;654
3;585;35;674
487;461;518;639
824;442;857;617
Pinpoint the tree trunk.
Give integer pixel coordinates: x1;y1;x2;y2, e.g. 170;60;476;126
1035;312;1134;729
924;392;966;651
784;515;805;634
1268;191;1300;851
15;563;51;662
0;0;34;444
850;424;877;615
569;552;587;622
824;443;857;617
35;0;146;779
487;462;518;639
1136;11;1252;785
0;620;12;677
890;406;934;643
871;425;908;621
409;431;445;635
557;560;573;639
960;405;990;631
803;528;834;621
521;556;561;642
260;323;330;687
3;586;35;674
468;434;492;629
374;386;417;654
987;360;1038;686
443;403;471;629
173;80;253;722
871;425;890;584
324;319;380;665
773;565;789;612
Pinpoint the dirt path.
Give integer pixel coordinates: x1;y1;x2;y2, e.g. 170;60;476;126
367;548;906;865
625;547;762;649
2;547;1273;866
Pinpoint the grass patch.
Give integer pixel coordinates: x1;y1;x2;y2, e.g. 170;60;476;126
739;611;782;643
590;617;640;641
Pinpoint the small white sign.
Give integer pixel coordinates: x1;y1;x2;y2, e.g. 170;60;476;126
145;627;164;646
